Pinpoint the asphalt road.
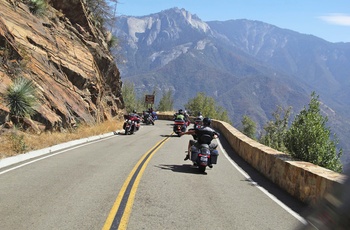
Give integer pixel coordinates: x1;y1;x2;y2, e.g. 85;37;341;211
0;120;308;230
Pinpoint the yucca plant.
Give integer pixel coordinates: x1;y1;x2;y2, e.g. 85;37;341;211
4;77;38;124
28;0;47;16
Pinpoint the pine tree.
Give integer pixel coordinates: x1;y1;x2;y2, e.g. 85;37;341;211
284;92;342;172
157;90;174;112
185;92;231;123
241;115;257;140
260;106;291;152
122;81;137;113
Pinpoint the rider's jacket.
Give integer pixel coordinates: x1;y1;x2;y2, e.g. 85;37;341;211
175;114;185;120
194;126;219;144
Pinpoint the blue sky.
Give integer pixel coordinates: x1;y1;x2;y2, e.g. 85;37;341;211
114;0;350;43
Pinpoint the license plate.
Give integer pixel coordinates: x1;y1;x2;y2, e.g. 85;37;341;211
200;157;208;161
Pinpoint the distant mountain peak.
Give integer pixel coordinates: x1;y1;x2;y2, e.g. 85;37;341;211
114;9;350;164
117;7;211;46
160;7;201;21
163;7;210;33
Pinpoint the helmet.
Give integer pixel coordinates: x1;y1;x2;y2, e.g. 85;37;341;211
178;109;183;114
198;112;202;116
132;109;137;113
203;117;211;126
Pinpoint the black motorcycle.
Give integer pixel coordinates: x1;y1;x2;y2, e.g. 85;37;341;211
142;112;155;125
188;132;219;173
193;117;203;129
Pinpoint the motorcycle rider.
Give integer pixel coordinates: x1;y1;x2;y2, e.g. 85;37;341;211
183;110;191;126
148;107;158;120
197;111;203;120
180;117;219;167
174;109;185;120
129;109;141;129
194;111;204;129
129;109;141;119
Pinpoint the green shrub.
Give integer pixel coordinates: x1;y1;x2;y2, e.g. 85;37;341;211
28;0;47;16
284;92;343;172
4;77;38;124
8;132;28;154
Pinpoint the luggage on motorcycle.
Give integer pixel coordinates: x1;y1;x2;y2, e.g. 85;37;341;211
190;143;218;164
190;145;199;161
210;149;219;164
174;119;185;125
174;119;187;134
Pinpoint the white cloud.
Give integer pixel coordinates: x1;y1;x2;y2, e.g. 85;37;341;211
319;13;350;26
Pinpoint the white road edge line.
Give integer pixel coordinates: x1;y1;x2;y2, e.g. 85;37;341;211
1;124;307;225
0;135;116;175
217;139;307;225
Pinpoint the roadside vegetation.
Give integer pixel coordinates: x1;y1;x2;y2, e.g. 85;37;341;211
28;0;48;16
0;76;123;159
1;77;343;174
4;77;38;125
241;91;343;173
241;115;257;140
1;1;342;173
0;119;124;159
122;81;231;123
0;0;123;160
185;92;231;124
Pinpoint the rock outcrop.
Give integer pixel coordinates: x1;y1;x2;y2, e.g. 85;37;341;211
0;0;124;131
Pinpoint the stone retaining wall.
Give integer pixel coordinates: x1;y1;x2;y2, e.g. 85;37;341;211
157;113;346;204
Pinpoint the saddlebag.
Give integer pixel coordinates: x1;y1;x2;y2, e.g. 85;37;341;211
210;149;219;164
190;146;199;161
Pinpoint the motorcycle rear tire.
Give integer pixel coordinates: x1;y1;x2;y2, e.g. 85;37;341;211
199;165;206;173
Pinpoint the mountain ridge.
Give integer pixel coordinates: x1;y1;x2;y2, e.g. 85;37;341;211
113;7;350;164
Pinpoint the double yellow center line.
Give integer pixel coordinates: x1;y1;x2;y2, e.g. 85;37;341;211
102;136;171;230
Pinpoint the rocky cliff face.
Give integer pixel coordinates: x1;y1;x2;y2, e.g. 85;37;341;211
0;0;124;131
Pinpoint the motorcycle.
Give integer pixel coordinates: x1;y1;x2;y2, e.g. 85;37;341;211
193;117;203;129
188;131;219;173
151;111;158;120
299;166;350;230
123;114;140;135
173;119;187;136
142;112;155;125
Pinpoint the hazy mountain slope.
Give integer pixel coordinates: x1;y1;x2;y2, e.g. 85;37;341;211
114;8;350;165
208;19;350;115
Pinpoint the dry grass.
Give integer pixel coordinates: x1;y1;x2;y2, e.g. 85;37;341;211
0;118;124;159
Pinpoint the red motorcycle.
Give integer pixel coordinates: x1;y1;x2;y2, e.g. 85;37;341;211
173;119;187;136
123;114;140;135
